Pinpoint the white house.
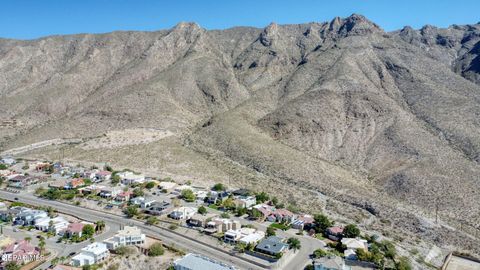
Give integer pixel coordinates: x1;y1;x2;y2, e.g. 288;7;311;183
234;196;256;209
34;216;69;234
118;171;145;185
103;226;145;250
224;228;265;244
71;242;109;267
169;207;197;220
158;181;177;192
341;238;368;261
0;157;16;166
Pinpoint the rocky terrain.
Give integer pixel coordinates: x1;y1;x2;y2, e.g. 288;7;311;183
1;14;479;262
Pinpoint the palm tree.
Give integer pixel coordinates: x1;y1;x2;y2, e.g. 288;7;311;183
95;221;106;232
287;237;301;252
24;236;32;242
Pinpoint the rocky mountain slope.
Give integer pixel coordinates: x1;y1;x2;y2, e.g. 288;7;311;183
1;14;479;258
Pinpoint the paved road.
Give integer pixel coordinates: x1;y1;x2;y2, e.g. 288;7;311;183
0;190;266;270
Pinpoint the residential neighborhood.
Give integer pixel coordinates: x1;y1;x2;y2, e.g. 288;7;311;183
0;156;461;270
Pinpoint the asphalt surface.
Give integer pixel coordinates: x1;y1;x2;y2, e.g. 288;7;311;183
0;190;267;270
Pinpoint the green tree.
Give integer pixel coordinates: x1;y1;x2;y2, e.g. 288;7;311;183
0;164;8;170
95;221;106;232
145;181;156;189
82;224;95;238
313;248;327;258
222;197;236;210
255;192;269;203
148;243;165;256
124;206;139;218
381;240;396;259
266;226;276;237
220;212;230;218
250;208;262;220
181;189;196;202
313;214;333;234
197;206;207;215
235;207;247;216
132;188;144;198
287;237;301;252
24;236;32;242
38;237;46;253
304;264;314;270
343;224;360;238
146;216;158;225
111;173;120;185
5;262;20;270
271;196;278;206
236;242;246;253
212;183;226;191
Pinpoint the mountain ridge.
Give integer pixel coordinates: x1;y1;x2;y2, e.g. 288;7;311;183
1;14;479;259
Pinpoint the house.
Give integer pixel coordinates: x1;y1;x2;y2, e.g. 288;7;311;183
64;178;85;189
204;218;241;234
0;157;16;166
169;207;197;220
233;196;256;209
174;185;194;195
314;255;352;270
94;171;112;182
65;223;85;238
35;216;69;234
14;209;48;226
70;242;109;267
292;214;314;230
82;170;97;180
99;187;120;198
158;181;177;192
187;213;218;228
145;201;171;216
78;185;104;195
117;171;145;185
224;228;265;244
341;238;368;260
341;238;368;250
255;236;289;256
326;226;344;241
103;226;145;250
206;191;230;204
2;240;41;267
8;175;36;188
140;198;156;209
115;191;133;202
130;196;145;206
232;189;251;197
0;207;27;222
0;169;13;177
173;253;236;270
253;204;297;224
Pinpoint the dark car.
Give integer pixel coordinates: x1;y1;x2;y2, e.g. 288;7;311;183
14;197;18;201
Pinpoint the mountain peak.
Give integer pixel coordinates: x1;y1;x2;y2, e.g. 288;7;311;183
328;14;382;37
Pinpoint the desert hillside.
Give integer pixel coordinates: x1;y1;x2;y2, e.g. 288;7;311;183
1;14;479;256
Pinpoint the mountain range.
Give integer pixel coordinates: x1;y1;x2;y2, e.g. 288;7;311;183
1;14;479;258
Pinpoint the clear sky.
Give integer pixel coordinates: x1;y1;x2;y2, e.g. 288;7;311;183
1;0;479;40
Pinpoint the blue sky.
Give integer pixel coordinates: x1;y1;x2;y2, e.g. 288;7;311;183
1;0;479;40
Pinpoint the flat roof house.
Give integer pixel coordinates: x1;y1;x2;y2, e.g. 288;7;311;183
103;226;145;250
173;253;236;270
35;216;69;234
255;236;289;256
314;255;352;270
118;171;145;185
71;242;109;267
145;201;171;216
187;213;218;228
169;207;197;220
